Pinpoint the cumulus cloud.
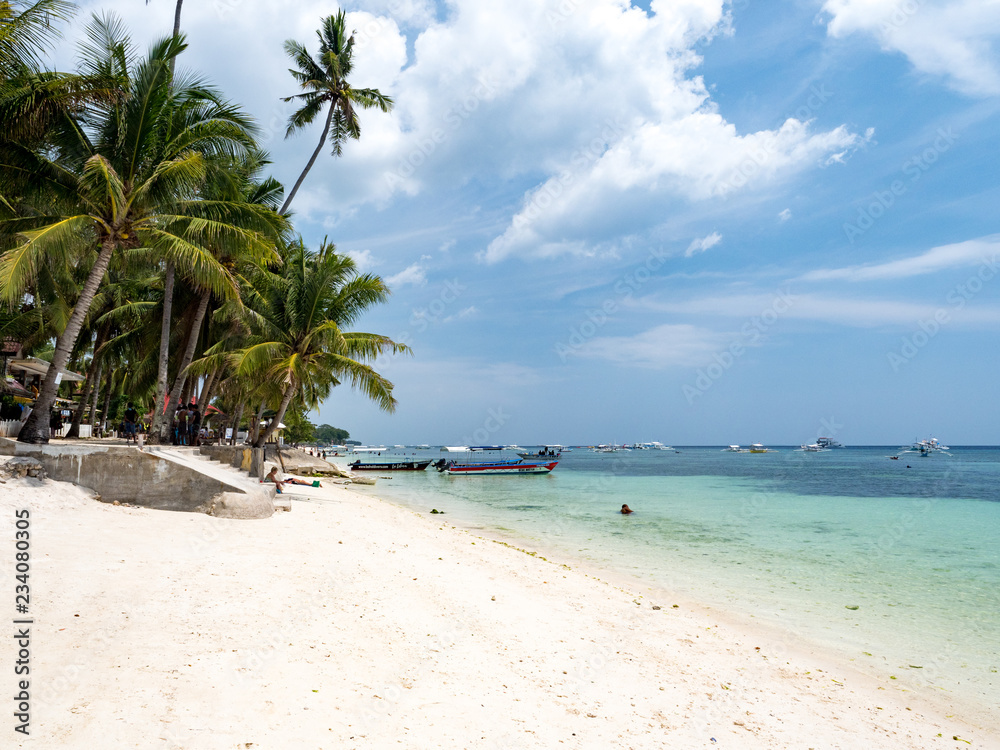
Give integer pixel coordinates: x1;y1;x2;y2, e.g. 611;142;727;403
387;262;428;288
798;235;1000;282
822;0;1000;96
346;248;378;272
685;232;723;257
778;208;792;222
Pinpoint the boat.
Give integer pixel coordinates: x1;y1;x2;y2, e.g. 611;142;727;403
349;458;431;471
749;443;777;453
516;445;563;459
816;437;843;449
435;446;558;475
645;441;679;452
723;445;745;452
796;443;829;452
900;438;951;457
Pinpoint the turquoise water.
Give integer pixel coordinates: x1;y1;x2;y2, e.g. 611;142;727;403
340;447;1000;718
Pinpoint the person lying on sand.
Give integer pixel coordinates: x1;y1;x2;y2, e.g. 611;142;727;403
621;504;633;515
263;467;322;492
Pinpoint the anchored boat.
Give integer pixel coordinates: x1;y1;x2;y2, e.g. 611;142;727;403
348;458;431;471
435;446;558;475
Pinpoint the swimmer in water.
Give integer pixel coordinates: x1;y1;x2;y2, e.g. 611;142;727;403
621;504;633;515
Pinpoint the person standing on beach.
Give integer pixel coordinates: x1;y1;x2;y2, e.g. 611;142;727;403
123;403;139;444
175;405;188;445
188;403;201;446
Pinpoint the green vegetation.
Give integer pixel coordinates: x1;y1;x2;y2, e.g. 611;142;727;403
0;4;406;444
315;424;350;444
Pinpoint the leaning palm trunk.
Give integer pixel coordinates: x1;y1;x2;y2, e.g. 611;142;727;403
159;288;210;441
279;105;334;215
254;382;295;448
66;354;100;439
198;366;218;408
88;362;102;425
229;402;244;445
18;240;116;443
98;370;114;435
149;263;176;443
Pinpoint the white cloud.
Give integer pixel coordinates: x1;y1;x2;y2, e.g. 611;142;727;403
69;1;867;256
444;306;478;323
823;0;1000;96
387;262;428;288
639;291;1000;327
685;231;723;257
799;235;1000;282
570;324;730;368
778;208;792;222
346;248;378;272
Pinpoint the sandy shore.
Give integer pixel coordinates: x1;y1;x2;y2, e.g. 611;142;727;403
2;470;997;749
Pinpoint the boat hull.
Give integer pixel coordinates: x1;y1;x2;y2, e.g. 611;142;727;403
349;460;431;471
445;461;558;475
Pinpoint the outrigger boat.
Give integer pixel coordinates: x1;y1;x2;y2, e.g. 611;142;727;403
434;446;558;475
899;438;952;457
796;443;829;452
516;444;563;459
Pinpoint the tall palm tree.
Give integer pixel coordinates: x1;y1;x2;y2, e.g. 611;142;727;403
201;239;408;449
144;0;187;440
0;19;285;443
279;11;393;215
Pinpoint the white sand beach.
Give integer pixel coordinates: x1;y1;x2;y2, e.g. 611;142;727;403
2;470;997;750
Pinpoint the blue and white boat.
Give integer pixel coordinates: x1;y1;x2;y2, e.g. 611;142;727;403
435;446;558;475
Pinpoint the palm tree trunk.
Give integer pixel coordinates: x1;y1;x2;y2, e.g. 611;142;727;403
229;402;244;445
66;353;100;439
198;367;217;407
173;0;183;35
249;399;265;445
88;362;103;426
98;369;114;435
18;240;116;444
167;0;184;77
163;287;210;424
150;262;175;443
254;381;295;448
278;103;334;215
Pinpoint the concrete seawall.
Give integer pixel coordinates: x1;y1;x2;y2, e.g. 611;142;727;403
0;438;274;519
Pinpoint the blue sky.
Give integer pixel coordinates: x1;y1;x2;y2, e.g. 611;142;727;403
73;0;1000;445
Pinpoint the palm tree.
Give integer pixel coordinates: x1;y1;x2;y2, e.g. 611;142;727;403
201;239;408;450
0;19;285;443
279;11;393;215
144;0;187;440
0;0;76;79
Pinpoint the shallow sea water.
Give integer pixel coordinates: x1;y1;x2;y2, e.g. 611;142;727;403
340;446;1000;719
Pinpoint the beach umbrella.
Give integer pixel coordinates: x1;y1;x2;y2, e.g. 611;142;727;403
1;378;32;398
